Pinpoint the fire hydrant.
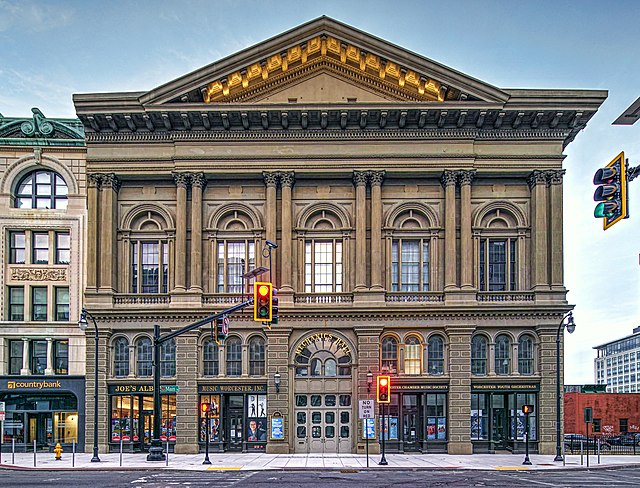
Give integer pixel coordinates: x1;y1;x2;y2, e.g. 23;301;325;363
54;442;63;460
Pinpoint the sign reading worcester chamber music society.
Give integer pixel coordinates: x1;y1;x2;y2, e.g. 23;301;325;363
295;333;351;355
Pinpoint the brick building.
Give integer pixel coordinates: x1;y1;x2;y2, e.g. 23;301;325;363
565;391;640;436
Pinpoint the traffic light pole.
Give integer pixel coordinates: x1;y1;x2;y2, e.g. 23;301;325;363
379;402;387;465
147;299;253;462
203;406;211;465
523;411;532;465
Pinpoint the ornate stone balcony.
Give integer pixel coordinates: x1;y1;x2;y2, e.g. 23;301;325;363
294;293;354;304
113;294;171;306
476;292;535;302
202;293;250;305
385;292;445;303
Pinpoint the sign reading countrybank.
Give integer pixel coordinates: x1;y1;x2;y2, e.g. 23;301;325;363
7;379;62;389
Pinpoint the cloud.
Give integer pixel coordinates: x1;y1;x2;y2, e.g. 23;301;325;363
0;68;77;117
0;0;74;33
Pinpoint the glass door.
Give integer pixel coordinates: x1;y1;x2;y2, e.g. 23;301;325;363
227;410;243;451
402;394;420;452
27;413;52;449
141;412;154;448
491;394;509;451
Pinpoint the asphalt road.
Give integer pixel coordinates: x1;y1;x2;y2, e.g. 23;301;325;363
2;467;640;487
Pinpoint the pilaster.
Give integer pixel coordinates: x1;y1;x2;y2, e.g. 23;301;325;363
173;172;189;292
189;173;206;293
445;325;474;455
175;332;199;454
353;171;368;291
86;174;101;293
459;170;475;290
369;171;385;291
547;170;565;291
538;328;560;455
528;171;549;290
265;327;292;454
263;172;278;276
441;171;458;291
280;171;295;293
355;325;383;454
98;174;120;294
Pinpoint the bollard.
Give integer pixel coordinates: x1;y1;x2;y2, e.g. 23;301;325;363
580;440;583;466
12;438;15;465
165;438;169;467
597;438;601;465
119;439;123;467
72;440;75;467
33;439;36;467
562;439;566;468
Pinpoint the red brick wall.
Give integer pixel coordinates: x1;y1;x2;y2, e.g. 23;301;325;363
565;392;640;435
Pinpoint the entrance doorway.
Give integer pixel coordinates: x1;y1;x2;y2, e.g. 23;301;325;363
141;411;154;448
27;413;52;449
491;395;510;451
226;395;244;451
402;394;420;452
295;393;351;453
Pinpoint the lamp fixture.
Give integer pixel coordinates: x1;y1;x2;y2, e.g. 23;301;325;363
274;372;281;393
367;370;373;392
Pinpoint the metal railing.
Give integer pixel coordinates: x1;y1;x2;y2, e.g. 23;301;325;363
564;434;640;455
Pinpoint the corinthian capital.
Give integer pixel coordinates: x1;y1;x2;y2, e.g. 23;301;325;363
369;170;385;187
527;170;547;189
88;173;103;189
279;171;295;188
263;171;279;188
173;172;191;189
440;170;457;188
353;170;368;187
102;173;121;192
190;172;207;189
546;169;566;185
458;170;476;186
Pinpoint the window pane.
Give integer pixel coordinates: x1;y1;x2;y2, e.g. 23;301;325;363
32;287;47;321
114;338;130;377
137;338;153;377
33;233;49;264
10;232;26;264
55;340;68;374
9;287;24;321
226;338;242;376
56;232;71;264
495;335;511;375
55;287;69;321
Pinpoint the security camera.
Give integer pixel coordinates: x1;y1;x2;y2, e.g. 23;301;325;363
265;240;278;249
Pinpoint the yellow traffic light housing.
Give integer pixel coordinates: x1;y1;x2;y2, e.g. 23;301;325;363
593;151;628;230
253;282;273;322
377;375;391;403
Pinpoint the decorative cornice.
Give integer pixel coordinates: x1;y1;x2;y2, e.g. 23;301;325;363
0;108;84;147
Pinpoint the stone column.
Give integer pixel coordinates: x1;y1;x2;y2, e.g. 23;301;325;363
459;171;475;289
537;327;559;455
441;171;458;290
263;172;279;276
528;171;549;289
355;325;383;454
85;330;110;453
86;174;102;292
175;332;199;454
280;172;295;292
445;325;474;454
99;174;120;293
173;172;190;292
548;170;565;290
266;327;292;454
45;337;54;375
369;171;385;290
353;171;368;290
21;338;30;375
190;173;206;292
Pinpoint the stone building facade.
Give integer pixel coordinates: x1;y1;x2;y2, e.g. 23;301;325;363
72;17;606;455
0;108;87;451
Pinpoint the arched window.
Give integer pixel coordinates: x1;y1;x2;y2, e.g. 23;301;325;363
249;336;265;376
113;337;130;377
471;335;487;376
381;336;398;374
15;170;68;209
160;338;176;378
427;336;444;375
203;339;219;376
518;335;535;375
226;337;242;376
404;336;422;375
136;337;152;377
495;335;511;375
324;358;337;377
294;334;352;377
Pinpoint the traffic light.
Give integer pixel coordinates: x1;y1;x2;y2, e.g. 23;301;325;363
271;288;279;325
215;317;229;344
253;282;273;322
593;151;628;230
377;375;390;403
522;404;534;415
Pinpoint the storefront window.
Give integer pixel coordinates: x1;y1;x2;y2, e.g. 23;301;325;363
380;394;399;440
54;412;78;443
160;395;176;441
510;393;537;440
111;395;134;442
471;393;489;440
247;394;267;441
199;394;221;442
425;393;447;440
110;393;175;444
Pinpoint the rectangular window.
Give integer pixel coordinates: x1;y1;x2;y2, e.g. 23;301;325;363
55;232;70;264
620;418;629;434
9;340;23;375
31;340;47;374
55;340;69;374
479;238;518;291
217;241;255;293
31;286;48;321
131;241;168;293
32;232;49;264
304;240;343;293
392;239;429;291
8;286;24;321
426;393;447;441
9;231;26;264
55;287;69;321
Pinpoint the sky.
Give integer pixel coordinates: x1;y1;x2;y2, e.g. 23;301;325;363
1;0;639;383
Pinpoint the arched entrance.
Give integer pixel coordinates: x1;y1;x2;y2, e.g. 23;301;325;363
292;332;354;454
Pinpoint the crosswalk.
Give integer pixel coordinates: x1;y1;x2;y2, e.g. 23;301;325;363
131;470;255;487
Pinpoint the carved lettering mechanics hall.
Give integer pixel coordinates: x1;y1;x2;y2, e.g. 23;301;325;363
0;17;605;456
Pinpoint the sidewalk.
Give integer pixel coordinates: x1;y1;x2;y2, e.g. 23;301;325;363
2;451;640;471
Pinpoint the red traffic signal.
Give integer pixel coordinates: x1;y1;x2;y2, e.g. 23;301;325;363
522;404;534;415
377;375;391;403
253;282;273;322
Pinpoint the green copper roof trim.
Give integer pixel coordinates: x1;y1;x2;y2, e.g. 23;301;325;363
0;108;85;147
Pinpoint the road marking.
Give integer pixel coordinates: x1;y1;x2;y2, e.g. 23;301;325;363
205;466;241;470
495;466;530;471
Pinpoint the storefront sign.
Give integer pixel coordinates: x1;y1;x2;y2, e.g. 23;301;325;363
295;333;351;356
198;384;267;394
7;380;61;390
0;376;84;393
472;383;540;391
270;414;284;440
390;383;448;391
108;384;178;394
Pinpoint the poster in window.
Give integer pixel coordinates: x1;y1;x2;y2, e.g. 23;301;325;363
437;417;446;440
427;417;436;440
381;416;398;440
271;415;284;439
247;418;267;441
470;410;481;439
362;418;375;440
516;412;525;440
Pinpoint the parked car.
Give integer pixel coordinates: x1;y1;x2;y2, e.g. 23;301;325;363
564;434;611;451
608;433;640;446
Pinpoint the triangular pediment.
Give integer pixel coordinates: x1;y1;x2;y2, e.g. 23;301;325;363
140;17;509;107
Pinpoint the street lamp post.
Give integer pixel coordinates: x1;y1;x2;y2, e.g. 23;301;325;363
555;311;576;462
78;308;101;463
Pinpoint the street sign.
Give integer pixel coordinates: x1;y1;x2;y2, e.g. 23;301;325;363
222;316;230;335
359;399;375;419
159;385;180;394
0;401;5;421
